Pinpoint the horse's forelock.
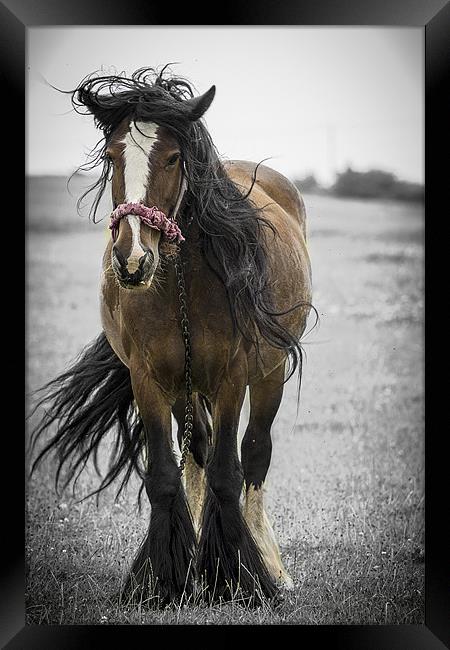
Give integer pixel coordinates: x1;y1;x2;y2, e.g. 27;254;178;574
72;68;196;134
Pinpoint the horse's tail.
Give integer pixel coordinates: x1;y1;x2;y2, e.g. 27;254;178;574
28;332;145;501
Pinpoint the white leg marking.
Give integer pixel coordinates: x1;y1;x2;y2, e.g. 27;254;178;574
244;484;294;589
184;452;206;540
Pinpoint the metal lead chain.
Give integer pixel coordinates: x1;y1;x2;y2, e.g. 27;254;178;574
174;253;193;475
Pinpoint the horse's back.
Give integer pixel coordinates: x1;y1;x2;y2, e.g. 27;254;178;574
223;159;307;240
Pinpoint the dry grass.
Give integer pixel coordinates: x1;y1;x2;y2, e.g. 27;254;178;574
26;178;424;625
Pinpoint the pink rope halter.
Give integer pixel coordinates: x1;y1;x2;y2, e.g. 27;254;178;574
109;202;185;243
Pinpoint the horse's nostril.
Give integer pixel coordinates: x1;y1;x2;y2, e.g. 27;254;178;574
112;246;127;269
139;250;154;273
112;250;155;287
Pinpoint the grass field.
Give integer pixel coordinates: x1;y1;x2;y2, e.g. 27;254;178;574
25;175;424;625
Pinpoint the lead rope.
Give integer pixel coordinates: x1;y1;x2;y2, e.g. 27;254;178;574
173;165;194;475
174;253;194;475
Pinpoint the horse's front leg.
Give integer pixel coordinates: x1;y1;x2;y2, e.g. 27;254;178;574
173;394;211;540
197;359;278;603
123;367;196;606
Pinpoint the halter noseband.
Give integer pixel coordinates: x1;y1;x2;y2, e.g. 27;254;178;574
109;166;188;243
109;203;185;243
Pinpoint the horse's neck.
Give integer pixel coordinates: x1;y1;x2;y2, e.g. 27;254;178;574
157;218;206;309
179;216;204;272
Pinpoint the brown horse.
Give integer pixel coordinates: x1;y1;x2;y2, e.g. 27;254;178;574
31;68;313;605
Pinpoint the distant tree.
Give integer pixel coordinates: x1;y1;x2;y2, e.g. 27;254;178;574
331;166;423;202
390;180;424;202
333;167;395;198
293;174;320;193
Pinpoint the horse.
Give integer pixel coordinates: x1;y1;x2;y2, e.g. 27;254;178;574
30;67;313;606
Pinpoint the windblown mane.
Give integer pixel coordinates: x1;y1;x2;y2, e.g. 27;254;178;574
69;66;306;378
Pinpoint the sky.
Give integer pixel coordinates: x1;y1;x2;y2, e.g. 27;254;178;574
27;27;423;186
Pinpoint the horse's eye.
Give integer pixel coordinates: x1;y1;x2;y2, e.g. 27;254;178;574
167;153;180;166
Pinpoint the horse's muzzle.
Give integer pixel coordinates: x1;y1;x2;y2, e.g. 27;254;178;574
112;246;155;288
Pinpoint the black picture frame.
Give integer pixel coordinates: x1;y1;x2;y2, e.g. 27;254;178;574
4;0;447;646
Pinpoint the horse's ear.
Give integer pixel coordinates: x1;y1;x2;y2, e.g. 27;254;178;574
77;88;101;119
76;88;118;131
183;85;216;121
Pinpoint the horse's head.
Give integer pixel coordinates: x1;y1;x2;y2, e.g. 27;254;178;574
106;121;187;289
78;77;215;290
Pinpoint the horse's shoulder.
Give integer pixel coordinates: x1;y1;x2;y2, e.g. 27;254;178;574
223;159;307;235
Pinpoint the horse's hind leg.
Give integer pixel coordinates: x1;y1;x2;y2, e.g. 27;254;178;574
197;359;277;602
124;368;196;606
241;363;294;589
173;394;211;538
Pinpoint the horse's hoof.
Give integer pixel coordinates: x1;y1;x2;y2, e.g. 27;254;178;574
278;572;295;591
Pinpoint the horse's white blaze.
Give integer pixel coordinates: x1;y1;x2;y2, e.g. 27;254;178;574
121;120;161;272
126;215;146;273
244;483;294;589
122;121;158;202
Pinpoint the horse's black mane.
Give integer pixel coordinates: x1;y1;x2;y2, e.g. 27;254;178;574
70;66;305;378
